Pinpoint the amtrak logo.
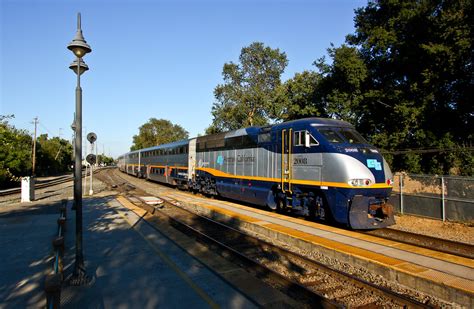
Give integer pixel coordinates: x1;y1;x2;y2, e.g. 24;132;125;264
367;159;382;171
217;155;224;165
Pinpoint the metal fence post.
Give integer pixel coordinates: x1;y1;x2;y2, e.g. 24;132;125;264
399;174;404;214
441;176;446;222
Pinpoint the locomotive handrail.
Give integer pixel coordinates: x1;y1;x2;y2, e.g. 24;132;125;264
281;129;285;191
289;128;293;194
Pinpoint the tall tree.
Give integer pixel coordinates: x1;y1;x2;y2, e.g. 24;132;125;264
273;70;327;121
319;0;473;174
208;42;288;133
131;118;189;150
0;115;32;188
315;45;368;124
35;134;73;176
0;115;75;188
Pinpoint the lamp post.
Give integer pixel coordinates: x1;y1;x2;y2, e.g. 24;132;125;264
68;12;91;284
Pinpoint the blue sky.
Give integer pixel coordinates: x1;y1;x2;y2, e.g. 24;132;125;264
1;0;366;158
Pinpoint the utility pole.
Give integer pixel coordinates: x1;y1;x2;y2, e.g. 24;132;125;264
32;117;38;176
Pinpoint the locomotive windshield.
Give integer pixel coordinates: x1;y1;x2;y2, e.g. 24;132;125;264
319;129;345;143
319;128;368;145
339;129;367;144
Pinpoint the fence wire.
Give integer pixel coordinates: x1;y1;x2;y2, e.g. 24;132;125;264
390;173;473;222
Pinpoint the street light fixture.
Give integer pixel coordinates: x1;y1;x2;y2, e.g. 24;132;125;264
69;58;89;75
68;12;91;285
67;14;91;58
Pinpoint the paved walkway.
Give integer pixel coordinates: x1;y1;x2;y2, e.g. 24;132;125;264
0;195;257;308
0;200;63;308
60;196;256;308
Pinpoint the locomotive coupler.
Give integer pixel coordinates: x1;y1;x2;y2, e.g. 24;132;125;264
349;195;395;229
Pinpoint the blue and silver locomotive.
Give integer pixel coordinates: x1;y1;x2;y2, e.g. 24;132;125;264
118;118;395;229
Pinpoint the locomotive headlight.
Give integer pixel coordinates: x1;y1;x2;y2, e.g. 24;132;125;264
349;179;372;187
386;178;393;186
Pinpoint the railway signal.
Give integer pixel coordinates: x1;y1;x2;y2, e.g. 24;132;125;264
86;132;97;196
87;132;97;144
86;154;96;165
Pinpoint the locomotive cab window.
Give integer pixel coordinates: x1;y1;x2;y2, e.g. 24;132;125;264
294;131;303;146
294;131;319;147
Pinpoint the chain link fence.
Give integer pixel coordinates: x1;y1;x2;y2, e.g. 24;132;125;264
389;173;474;222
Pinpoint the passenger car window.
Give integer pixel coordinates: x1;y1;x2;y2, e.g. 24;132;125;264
258;132;271;143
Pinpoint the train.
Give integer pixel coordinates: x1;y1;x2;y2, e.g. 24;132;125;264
118;117;395;229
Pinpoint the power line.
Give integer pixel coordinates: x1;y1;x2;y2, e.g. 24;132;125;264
381;146;474;155
39;122;55;136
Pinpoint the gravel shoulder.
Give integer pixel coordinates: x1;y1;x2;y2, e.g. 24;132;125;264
391;214;473;245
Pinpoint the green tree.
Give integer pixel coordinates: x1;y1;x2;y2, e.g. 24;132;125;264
35;134;73;176
314;45;368;124
97;154;114;165
315;0;473;175
208;42;288;133
274;70;327;121
0;116;74;188
131;118;189;150
0;115;33;188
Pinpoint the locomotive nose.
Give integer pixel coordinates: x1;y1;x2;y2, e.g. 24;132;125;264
349;196;395;229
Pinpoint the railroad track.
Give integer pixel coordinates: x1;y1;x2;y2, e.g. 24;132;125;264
364;228;474;259
0;167;112;197
128;194;429;308
97;170;429;308
97;171;463;308
107;167;472;261
0;176;73;197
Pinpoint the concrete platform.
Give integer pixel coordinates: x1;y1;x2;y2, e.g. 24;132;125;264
151;189;474;307
0;200;63;308
60;196;259;308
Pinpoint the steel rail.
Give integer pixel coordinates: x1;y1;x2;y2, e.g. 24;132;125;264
124;196;338;308
136;195;429;308
0;167;112;197
363;228;474;259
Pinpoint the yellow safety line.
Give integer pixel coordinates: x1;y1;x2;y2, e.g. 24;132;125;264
281;129;285;191
114;196;220;309
289;128;293;193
